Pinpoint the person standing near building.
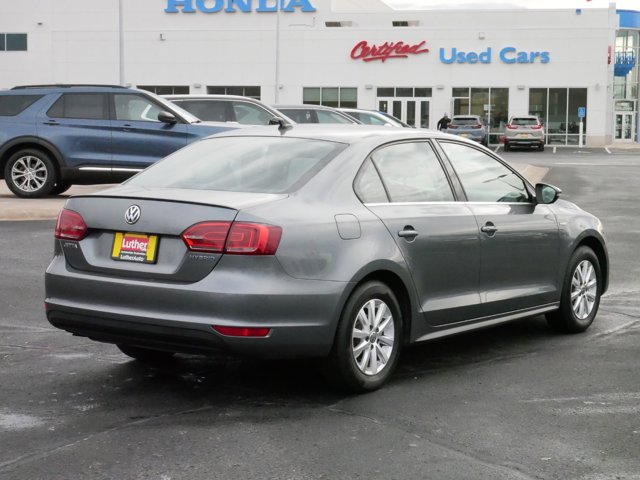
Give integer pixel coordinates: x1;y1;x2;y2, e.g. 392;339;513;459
437;113;451;131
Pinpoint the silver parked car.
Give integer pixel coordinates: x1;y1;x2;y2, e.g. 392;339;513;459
446;115;489;146
45;125;608;392
274;105;360;124
338;108;411;127
164;94;291;125
504;115;545;151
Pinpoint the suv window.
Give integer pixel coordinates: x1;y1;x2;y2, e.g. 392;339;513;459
114;94;163;122
232;102;272;125
369;142;454;203
47;93;108;120
316;109;354;124
439;142;529;203
174;99;227;122
350;112;387;126
0;95;42;116
511;117;540;126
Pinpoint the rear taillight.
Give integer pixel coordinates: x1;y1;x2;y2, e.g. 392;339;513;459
506;124;518;130
181;221;282;255
213;326;271;337
447;125;458;129
181;221;231;253
532;125;543;130
472;124;482;129
55;209;87;241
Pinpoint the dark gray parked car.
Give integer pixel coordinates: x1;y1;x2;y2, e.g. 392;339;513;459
45;125;608;392
446;114;489;146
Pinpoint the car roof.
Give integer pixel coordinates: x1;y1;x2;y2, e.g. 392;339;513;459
208;123;460;144
274;105;342;111
164;94;262;101
8;84;130;94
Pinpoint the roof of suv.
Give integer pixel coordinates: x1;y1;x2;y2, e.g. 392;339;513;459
8;84;129;94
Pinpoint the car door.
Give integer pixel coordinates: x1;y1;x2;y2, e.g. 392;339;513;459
356;140;482;326
438;141;560;316
110;92;189;173
37;92;112;171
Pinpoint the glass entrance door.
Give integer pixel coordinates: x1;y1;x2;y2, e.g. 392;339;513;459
614;112;635;142
377;97;430;128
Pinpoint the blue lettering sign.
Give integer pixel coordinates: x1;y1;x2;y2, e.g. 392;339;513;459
165;0;317;13
439;48;491;64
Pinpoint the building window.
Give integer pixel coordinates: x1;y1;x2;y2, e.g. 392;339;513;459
376;87;432;98
303;87;357;108
452;87;508;144
529;88;587;145
207;86;261;99
137;85;189;95
0;33;27;51
614;30;639;100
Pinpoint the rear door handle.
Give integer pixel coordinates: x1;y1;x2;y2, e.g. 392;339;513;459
398;227;419;239
43;120;59;126
121;124;132;132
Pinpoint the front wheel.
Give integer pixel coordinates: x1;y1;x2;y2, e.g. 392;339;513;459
326;281;403;392
546;246;602;333
4;149;57;198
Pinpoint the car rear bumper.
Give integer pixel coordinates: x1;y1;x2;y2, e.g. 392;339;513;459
45;254;351;358
505;137;544;145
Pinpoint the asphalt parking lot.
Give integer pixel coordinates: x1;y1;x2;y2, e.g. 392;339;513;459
1;147;639;480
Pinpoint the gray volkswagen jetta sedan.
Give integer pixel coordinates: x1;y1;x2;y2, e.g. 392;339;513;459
45;125;608;392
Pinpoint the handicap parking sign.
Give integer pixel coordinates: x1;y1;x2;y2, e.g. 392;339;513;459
578;107;586;118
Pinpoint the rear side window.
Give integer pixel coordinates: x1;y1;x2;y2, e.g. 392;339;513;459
316;110;354;124
47;93;108;120
127;137;346;194
350;112;387;126
368;142;455;203
0;95;42;116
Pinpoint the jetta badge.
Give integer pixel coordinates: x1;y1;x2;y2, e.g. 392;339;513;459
124;205;141;225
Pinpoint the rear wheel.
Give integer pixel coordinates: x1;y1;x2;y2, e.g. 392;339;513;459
504;141;510;151
117;344;175;363
326;281;403;392
4;149;57;198
546;246;601;333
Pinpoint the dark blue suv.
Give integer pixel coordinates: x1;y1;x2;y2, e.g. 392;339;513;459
0;85;241;197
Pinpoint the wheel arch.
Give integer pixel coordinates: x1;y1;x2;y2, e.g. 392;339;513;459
0;137;65;180
574;233;609;295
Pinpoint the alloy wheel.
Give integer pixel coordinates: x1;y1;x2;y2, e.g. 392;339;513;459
11;155;49;193
571;259;598;320
351;299;395;376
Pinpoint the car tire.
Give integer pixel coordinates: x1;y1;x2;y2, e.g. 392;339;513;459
326;281;403;392
117;344;175;363
4;149;57;198
546;246;602;334
504;141;510;151
539;142;545;152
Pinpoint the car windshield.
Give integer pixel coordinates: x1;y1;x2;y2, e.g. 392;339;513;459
451;117;481;125
126;136;347;193
511;118;540;126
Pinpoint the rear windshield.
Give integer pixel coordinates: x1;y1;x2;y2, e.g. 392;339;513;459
0;95;43;116
511;118;540;126
451;117;481;125
127;136;346;193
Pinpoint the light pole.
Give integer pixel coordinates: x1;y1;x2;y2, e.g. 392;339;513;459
118;0;125;85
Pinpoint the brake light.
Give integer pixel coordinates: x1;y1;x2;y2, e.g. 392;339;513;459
532;125;543;130
472;124;483;129
55;209;87;240
181;221;231;253
506;124;518;130
213;326;271;337
181;221;282;255
447;125;458;129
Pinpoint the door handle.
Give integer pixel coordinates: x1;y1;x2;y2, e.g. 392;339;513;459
121;124;132;132
481;222;498;235
398;227;419;239
43;120;59;126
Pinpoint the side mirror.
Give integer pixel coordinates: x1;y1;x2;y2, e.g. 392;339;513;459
158;111;178;124
535;183;562;204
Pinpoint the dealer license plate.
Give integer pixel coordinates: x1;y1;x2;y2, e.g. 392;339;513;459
111;232;159;264
460;133;469;137
518;133;530;138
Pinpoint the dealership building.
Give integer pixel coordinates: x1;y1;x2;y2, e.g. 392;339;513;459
2;0;640;145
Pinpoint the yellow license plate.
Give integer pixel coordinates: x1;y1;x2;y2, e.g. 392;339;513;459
111;232;159;264
518;133;530;138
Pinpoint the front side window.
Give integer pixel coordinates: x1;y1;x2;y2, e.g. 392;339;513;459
47;93;108;120
316;110;354;124
439;142;529;203
369;142;455;203
232;102;272;125
114;94;163;122
127;137;346;194
175;100;228;122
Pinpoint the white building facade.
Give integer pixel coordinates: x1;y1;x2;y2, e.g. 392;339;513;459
1;0;639;146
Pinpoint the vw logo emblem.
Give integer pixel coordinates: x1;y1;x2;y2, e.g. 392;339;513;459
124;205;141;225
